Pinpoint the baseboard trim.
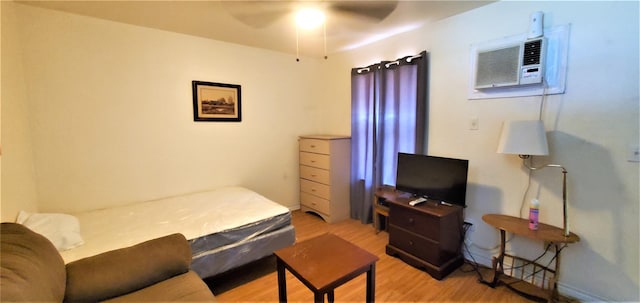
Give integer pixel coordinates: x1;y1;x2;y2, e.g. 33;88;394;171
557;282;610;302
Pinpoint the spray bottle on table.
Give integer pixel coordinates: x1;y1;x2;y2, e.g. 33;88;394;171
529;198;539;230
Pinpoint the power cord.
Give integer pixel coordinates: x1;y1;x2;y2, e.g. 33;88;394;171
460;222;563;288
460;221;487;283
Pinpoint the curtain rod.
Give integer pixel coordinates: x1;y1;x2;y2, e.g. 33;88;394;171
406;54;422;62
355;53;423;73
388;54;423;66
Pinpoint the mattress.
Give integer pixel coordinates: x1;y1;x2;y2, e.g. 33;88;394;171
60;186;295;277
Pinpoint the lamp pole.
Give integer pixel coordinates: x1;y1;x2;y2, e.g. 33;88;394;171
520;156;570;237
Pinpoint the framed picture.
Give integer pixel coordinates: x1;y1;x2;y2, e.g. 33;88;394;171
192;80;242;122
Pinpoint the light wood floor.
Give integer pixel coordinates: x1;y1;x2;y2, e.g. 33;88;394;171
209;210;538;303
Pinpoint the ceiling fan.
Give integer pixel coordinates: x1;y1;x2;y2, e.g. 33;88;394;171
220;1;399;29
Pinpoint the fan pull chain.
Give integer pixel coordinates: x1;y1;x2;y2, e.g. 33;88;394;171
323;22;328;60
296;24;300;62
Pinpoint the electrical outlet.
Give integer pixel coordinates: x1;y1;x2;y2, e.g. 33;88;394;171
629;144;640;162
469;117;479;130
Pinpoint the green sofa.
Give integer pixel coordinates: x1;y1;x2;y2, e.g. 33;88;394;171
1;222;216;302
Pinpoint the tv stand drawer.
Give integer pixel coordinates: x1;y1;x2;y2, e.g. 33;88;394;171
388;225;441;265
389;205;440;240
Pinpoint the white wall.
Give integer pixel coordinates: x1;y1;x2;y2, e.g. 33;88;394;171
326;1;639;301
1;1;3;221
1;2;40;221
1;2;326;216
2;1;638;301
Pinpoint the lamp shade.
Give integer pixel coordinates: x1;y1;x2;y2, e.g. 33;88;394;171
497;120;549;156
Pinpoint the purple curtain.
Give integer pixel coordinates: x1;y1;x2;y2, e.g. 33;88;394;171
350;51;428;223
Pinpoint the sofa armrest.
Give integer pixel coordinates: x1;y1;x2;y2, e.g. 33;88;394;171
64;233;192;302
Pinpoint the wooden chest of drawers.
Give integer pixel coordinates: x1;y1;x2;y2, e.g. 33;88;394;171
377;188;464;280
299;135;350;223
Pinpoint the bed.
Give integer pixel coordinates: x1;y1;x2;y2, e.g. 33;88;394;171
52;186;296;278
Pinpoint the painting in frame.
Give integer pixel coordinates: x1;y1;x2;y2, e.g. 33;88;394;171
192;80;242;122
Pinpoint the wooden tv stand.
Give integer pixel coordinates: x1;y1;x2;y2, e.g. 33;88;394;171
376;187;464;280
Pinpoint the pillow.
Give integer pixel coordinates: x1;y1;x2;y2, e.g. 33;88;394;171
16;211;85;251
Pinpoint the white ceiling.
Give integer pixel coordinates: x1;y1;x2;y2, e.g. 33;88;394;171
18;1;494;59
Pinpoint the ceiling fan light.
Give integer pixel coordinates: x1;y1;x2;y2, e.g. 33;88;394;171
296;8;325;30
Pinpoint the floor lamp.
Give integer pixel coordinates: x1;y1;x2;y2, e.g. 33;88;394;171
497;120;570;237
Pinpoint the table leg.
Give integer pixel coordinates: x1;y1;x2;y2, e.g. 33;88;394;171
328;290;335;303
366;263;376;303
373;212;380;233
491;229;507;287
277;258;287;303
549;243;562;303
373;203;380;233
314;292;324;303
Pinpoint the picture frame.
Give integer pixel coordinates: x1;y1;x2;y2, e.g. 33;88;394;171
192;80;242;122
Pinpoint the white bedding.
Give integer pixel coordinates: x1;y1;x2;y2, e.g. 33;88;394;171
60;186;290;263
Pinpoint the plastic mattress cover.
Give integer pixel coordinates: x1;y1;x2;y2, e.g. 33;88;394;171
60;186;293;264
189;211;291;256
192;223;295;278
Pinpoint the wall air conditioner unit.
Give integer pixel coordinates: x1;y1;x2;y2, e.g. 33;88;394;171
474;37;546;89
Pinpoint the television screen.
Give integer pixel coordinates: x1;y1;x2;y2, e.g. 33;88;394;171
395;153;469;207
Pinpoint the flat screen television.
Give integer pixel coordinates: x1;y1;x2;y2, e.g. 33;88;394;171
395;153;469;208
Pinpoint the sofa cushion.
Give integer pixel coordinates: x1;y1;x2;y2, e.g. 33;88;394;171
102;271;216;302
65;233;193;302
1;222;67;302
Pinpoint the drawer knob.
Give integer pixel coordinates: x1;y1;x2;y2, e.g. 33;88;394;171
310;145;316;148
409;240;414;246
408;218;415;224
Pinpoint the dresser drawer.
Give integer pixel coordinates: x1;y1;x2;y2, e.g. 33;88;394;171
388;225;441;265
299;138;330;154
301;192;331;214
300;152;330;169
389;205;440;240
300;165;330;184
300;179;331;200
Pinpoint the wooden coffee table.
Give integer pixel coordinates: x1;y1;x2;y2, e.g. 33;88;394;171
275;233;379;303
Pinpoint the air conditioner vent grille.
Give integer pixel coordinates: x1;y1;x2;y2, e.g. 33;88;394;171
474;45;521;89
523;39;542;66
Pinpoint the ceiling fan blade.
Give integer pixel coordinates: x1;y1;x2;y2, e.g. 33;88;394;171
220;1;292;28
330;1;398;22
